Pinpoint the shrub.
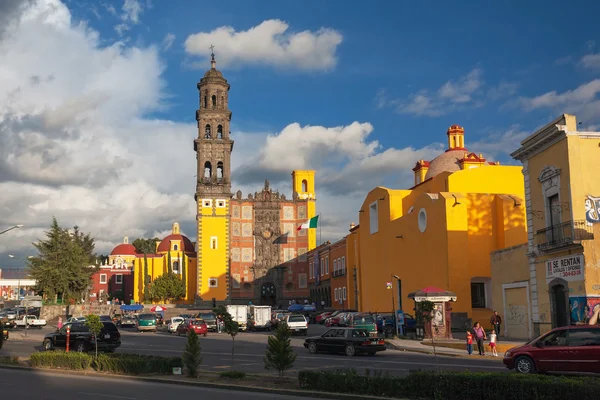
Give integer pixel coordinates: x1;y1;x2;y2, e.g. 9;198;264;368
30;351;92;370
298;369;600;400
93;353;182;375
220;370;246;379
0;356;19;365
264;322;296;378
182;330;202;377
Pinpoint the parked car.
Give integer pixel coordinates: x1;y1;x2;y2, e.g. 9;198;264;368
347;313;377;336
315;312;334;324
325;312;350;327
14;315;47;328
285;314;308;335
99;315;112;322
119;314;137;327
304;327;386;356
376;313;417;335
136;313;157;332
168;317;185;333
195;312;217;332
65;316;86;324
270;311;290;330
176;319;208;337
43;321;121;353
154;313;164;326
503;325;600;374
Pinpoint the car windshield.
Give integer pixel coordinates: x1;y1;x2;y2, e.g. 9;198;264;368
191;319;204;325
200;313;215;320
138;314;155;320
288;315;305;322
353;315;374;324
102;322;118;331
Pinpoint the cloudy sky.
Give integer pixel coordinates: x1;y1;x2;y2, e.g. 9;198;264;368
1;0;600;269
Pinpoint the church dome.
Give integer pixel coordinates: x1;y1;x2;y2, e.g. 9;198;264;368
204;68;223;78
111;243;137;256
424;149;467;180
156;222;196;253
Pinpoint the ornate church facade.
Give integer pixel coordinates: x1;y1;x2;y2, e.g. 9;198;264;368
194;52;317;306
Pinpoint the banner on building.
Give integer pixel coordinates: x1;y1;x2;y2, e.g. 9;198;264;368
546;254;584;282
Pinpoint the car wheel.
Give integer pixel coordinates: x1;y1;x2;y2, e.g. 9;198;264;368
75;342;86;353
344;344;356;357
515;356;535;374
43;339;54;351
308;341;318;354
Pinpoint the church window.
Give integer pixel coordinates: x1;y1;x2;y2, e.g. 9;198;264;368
115;274;123;284
173;244;178;251
217;200;225;208
203;96;207;108
217;161;224;181
204;161;212;178
211;95;217;108
217;125;223;139
205;124;211;138
302;179;307;192
209;278;218;288
172;261;180;273
211;236;218;249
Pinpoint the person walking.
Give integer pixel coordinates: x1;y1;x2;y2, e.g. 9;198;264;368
473;322;487;356
489;330;498;356
57;317;63;330
466;329;473;355
490;311;502;340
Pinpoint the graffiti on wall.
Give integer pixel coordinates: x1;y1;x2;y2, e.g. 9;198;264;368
569;296;600;323
585;195;600;223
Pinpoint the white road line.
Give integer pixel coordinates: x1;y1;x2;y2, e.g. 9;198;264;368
77;392;136;400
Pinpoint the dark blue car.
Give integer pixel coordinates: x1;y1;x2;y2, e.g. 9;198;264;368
376;313;416;335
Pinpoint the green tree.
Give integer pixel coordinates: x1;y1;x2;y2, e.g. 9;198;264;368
213;305;239;365
182;329;203;377
132;238;160;254
85;314;104;357
149;273;185;303
181;253;187;299
28;218;95;303
143;253;150;303
264;322;296;378
167;251;173;274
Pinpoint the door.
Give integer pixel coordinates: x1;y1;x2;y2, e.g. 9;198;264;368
317;329;339;352
504;287;530;339
54;324;69;348
330;329;348;353
551;284;569;328
567;328;600;373
535;329;572;372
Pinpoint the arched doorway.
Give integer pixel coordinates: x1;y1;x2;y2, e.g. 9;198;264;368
260;282;276;306
550;283;569;328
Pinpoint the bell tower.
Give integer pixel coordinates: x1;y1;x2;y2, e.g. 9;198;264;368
193;47;233;303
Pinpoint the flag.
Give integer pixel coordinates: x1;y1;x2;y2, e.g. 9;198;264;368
297;215;319;231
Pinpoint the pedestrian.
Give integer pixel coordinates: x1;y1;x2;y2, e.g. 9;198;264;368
57;317;63;330
466;329;473;355
473;322;487;356
490;311;502;340
489;330;498;356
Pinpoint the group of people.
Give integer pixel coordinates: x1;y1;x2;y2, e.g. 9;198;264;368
466;311;502;356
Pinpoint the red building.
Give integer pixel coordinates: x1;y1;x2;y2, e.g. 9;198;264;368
90;237;135;304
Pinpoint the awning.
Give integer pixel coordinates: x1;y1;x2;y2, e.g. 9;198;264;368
120;304;144;311
407;286;457;302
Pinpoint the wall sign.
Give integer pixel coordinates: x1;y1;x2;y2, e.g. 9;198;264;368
585;195;600;223
546;254;584;282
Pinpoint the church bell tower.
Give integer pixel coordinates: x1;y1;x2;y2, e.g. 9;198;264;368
193;47;233;302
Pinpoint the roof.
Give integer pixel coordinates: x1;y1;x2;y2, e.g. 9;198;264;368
156;234;195;253
424;149;466;180
110;243;137;256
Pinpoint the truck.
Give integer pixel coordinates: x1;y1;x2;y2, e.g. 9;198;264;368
226;305;248;331
14;315;47;328
249;305;272;331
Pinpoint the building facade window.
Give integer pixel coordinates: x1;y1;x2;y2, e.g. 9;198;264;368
334;288;339;301
211;237;218;249
173;261;180;273
115;274;123;284
209;278;218;288
325;256;329;274
471;282;486;308
343;287;347;300
341;256;346;273
320;258;324;276
334;259;338;274
369;201;378;234
100;274;107;284
173;244;178;251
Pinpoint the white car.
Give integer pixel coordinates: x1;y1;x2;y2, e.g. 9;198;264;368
14;315;47;328
285;314;308;336
168;317;184;333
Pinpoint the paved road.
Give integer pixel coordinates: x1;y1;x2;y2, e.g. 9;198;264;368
1;325;507;376
0;368;315;400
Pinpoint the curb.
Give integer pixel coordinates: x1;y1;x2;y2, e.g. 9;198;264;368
385;342;504;361
0;363;399;400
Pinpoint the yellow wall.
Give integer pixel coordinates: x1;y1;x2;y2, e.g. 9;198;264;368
292;170;317;250
197;198;229;301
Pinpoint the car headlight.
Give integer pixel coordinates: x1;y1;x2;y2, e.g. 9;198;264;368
504;351;511;358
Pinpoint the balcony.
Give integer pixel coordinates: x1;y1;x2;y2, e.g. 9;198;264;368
535;220;594;252
332;270;347;278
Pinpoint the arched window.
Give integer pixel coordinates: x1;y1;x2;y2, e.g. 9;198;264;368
217;161;224;181
173;245;178;251
217;125;223;139
204;161;212;178
302;179;308;192
172;261;180;273
205;124;211;138
204;96;207;108
211;95;217;107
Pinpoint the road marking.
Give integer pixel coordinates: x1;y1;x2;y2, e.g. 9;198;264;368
77;392;136;400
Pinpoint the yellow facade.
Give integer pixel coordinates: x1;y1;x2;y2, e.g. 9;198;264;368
292;170;317;250
355;125;527;326
197;197;229;301
510;114;600;337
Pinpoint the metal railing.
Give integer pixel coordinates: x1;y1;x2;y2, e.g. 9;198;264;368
332;270;347;278
535;220;594;251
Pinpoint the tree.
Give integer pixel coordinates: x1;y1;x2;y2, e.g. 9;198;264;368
417;300;439;372
149;273;185;303
182;329;202;377
167;251;173;274
143;253;150;303
181;253;187;299
85;314;103;357
213;305;239;365
264;322;296;378
28;217;96;303
132;238;160;255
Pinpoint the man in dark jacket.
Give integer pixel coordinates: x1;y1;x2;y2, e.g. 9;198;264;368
490;311;502;340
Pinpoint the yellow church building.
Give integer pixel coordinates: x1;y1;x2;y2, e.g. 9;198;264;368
355;125;528;325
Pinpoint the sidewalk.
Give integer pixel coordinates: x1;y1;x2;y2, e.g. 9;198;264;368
384;338;521;360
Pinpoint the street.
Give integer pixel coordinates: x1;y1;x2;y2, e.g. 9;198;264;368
0;368;315;400
0;324;507;376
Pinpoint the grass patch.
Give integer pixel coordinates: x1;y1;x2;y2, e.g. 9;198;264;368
220;370;247;379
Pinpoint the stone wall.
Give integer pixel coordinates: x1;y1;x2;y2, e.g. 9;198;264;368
40;303;194;322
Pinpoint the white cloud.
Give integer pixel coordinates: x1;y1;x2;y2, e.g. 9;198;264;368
162;32;175;51
114;0;144;36
184;19;343;71
581;53;600;69
468;126;529;162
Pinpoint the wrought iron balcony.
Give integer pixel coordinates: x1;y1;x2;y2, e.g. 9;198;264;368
535;220;594;252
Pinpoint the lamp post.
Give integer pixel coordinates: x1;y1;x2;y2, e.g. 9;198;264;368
391;274;401;338
0;225;23;235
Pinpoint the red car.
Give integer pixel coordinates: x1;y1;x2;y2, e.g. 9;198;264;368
176;319;208;337
316;312;333;324
503;325;600;374
325;312;348;327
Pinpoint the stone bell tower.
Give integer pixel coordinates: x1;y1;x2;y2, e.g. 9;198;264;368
193;47;234;303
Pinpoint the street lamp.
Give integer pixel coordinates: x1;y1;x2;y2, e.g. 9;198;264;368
0;225;24;235
390;274;402;338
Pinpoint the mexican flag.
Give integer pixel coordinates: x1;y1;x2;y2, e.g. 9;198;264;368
297;215;319;231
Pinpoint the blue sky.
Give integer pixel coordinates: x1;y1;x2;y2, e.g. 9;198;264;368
1;0;600;268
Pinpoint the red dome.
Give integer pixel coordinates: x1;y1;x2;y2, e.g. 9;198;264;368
110;243;137;256
156;234;195;253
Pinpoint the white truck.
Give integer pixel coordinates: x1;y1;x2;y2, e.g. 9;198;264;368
249;305;272;331
14;315;47;328
226;305;248;331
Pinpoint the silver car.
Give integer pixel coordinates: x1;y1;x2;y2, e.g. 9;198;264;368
120;315;137;327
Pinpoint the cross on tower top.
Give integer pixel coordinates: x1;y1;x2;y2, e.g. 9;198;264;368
209;44;215;56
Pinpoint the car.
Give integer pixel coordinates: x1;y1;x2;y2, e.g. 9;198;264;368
304;327;386;356
99;315;112;322
285;314;308;335
65;316;87;324
176;318;208;337
168;317;184;333
42;321;121;353
503;325;600;374
119;314;137;327
136;313;157;332
195;312;217;331
346;313;377;336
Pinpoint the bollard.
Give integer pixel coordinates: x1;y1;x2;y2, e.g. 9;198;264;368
66;326;71;352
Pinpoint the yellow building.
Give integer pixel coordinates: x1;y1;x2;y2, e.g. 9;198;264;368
507;114;600;337
132;222;197;304
356;125;527;326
